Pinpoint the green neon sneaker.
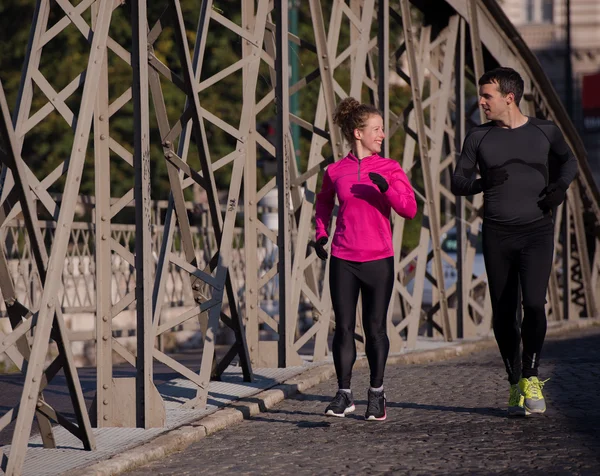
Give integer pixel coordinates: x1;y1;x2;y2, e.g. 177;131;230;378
507;383;527;416
519;376;548;414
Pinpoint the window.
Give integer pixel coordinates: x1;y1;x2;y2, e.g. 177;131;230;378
441;235;458;253
526;0;535;23
441;232;483;254
541;0;553;23
525;0;554;24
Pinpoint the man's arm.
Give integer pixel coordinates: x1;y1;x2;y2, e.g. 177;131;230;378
451;130;483;196
549;124;578;190
536;122;579;212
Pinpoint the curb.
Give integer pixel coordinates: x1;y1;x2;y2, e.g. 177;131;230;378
67;318;599;476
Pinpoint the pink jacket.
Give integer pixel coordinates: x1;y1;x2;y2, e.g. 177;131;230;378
315;152;417;262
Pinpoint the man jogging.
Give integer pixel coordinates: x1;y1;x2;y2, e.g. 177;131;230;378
451;67;577;416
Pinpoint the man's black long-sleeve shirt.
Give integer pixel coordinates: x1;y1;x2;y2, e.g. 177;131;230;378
451;117;578;226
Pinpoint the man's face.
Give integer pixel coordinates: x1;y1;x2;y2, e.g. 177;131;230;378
355;114;385;155
478;81;512;121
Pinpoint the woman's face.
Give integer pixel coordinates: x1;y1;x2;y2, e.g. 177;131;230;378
354;114;385;155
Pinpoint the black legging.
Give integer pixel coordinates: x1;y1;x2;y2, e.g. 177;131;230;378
329;256;394;389
482;219;554;385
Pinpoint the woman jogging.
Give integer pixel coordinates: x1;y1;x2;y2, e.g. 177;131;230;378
314;97;417;421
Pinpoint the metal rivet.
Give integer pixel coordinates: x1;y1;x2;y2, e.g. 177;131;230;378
103;400;108;405
103;415;108;421
103;384;108;390
102;316;108;322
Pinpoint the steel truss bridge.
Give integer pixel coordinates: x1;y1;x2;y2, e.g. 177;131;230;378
0;0;599;473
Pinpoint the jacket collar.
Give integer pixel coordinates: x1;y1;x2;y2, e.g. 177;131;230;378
346;151;379;162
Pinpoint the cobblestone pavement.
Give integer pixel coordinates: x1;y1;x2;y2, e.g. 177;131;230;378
127;326;600;475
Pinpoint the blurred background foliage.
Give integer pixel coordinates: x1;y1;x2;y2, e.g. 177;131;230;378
0;0;423;250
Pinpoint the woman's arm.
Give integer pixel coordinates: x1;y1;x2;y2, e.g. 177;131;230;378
315;168;336;240
382;164;417;220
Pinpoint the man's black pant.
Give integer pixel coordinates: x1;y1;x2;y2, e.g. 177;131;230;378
329;256;394;389
482;218;554;384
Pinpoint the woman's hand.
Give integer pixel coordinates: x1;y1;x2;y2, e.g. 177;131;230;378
313;237;328;260
369;172;389;193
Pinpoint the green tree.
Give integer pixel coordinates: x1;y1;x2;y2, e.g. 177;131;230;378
0;1;424;248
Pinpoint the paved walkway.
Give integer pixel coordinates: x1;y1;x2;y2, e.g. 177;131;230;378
1;336;462;475
127;326;600;475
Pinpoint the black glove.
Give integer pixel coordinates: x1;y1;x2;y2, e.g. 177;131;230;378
313;237;328;260
538;183;566;211
479;167;508;191
369;172;389;193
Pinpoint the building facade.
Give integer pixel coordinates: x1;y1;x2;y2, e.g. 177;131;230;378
498;0;600;185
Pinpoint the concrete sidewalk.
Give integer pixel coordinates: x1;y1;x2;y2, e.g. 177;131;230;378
2;319;597;475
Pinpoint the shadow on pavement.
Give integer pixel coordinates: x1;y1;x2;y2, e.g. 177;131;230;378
385;401;505;418
544;332;600;450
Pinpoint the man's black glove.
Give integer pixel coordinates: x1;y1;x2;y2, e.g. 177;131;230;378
538;183;566;211
369;172;389;193
313;237;328;260
479;167;509;191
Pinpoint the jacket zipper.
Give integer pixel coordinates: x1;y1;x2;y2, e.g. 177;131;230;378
357;160;360;181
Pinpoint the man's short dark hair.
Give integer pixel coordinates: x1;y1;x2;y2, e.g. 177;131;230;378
478;67;524;105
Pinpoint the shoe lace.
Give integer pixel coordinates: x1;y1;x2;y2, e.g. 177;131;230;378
527;378;549;399
367;390;382;413
331;391;348;407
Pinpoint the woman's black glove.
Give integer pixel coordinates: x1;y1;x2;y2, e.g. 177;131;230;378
313;237;328;260
538;183;566;211
369;172;389;193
